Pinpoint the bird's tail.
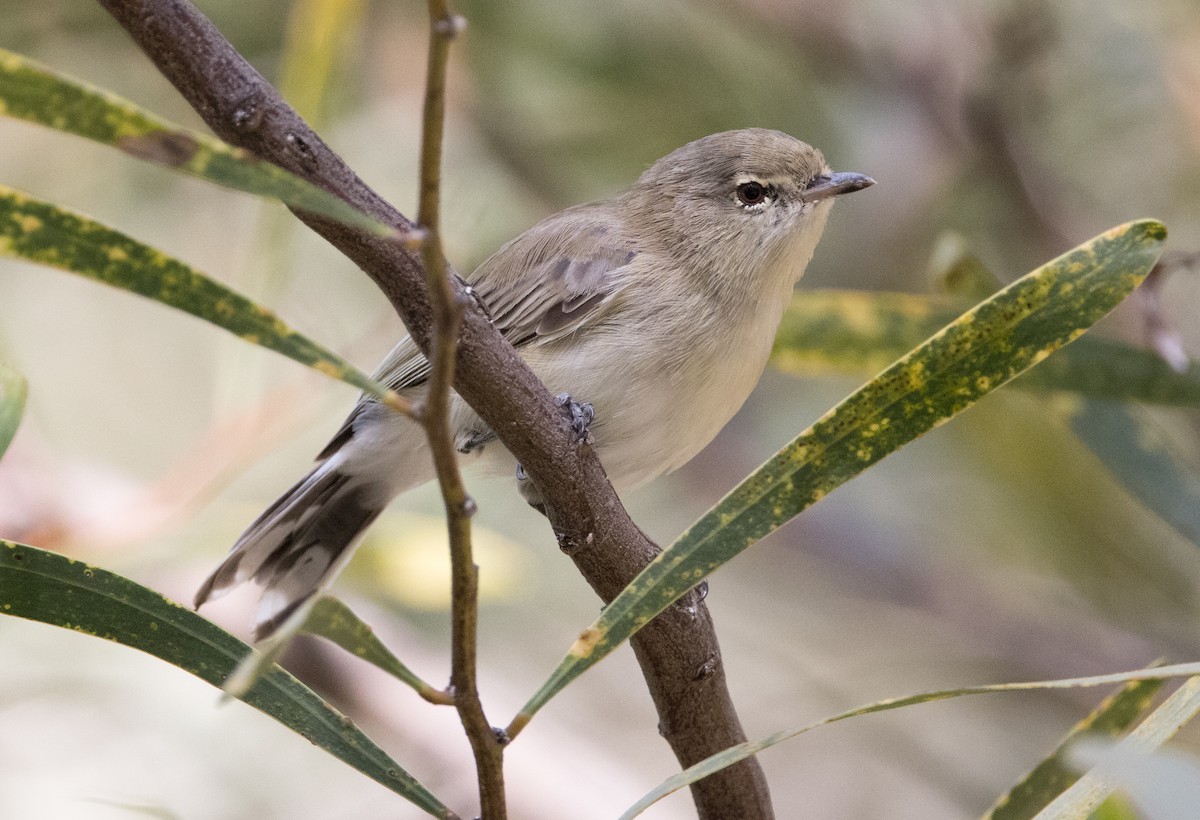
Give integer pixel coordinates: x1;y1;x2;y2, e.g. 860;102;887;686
195;458;390;640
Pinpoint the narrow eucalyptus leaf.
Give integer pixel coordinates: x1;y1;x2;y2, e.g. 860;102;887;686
0;48;394;237
620;664;1199;819
513;220;1166;732
771;290;962;375
772;292;1200;405
0;541;454;818
0;185;393;400
1039;676;1200;819
987;676;1164;819
304;597;449;703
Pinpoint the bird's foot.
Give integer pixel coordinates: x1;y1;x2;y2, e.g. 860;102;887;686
513;393;594;516
555;392;595;445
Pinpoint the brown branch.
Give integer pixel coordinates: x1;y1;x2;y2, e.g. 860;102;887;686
95;1;772;815
413;1;506;816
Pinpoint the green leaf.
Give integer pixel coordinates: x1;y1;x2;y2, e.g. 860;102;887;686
1019;336;1200;404
0;185;403;405
772;290;963;376
1039;676;1200;818
0;48;396;238
0;360;26;460
987;675;1165;819
222;594;455;703
304;597;452;705
512;220;1166;734
0;540;454;818
221;621;302;701
772;291;1200;405
1066;400;1200;549
618;663;1200;820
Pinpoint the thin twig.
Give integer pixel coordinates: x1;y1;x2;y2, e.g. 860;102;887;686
413;3;506;817
94;2;772;815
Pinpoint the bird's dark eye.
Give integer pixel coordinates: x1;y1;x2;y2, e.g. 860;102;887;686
736;181;768;207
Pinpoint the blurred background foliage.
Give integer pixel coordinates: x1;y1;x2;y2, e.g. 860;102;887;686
2;0;1200;817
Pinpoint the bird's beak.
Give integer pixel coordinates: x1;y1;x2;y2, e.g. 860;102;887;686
801;171;875;203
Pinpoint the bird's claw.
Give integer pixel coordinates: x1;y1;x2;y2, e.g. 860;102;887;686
514;393;593;513
555;392;595;445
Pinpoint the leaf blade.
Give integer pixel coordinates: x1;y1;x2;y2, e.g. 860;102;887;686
988;676;1165;819
772;291;1200;406
1038;676;1200;819
0;540;454;818
0;47;395;237
512;220;1167;732
0;185;397;402
304;597;452;705
618;663;1200;819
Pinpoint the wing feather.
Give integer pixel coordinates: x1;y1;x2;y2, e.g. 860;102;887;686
369;205;638;396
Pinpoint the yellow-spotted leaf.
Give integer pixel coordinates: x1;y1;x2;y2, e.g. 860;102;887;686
0;360;26;459
224;595;453;703
772;290;963;376
617;664;1200;819
987;675;1164;819
0;540;454;819
1039;676;1200;819
0;48;395;237
1021;336;1200;404
510;220;1166;735
0;186;402;404
304;597;452;705
772;291;1200;405
776;293;1200;552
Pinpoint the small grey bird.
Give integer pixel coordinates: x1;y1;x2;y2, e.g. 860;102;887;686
196;128;873;638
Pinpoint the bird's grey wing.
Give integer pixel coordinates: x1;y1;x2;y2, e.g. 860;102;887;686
313;336;428;461
467;207;638;348
369;207;637;389
373;336;429;392
321;208;637;459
